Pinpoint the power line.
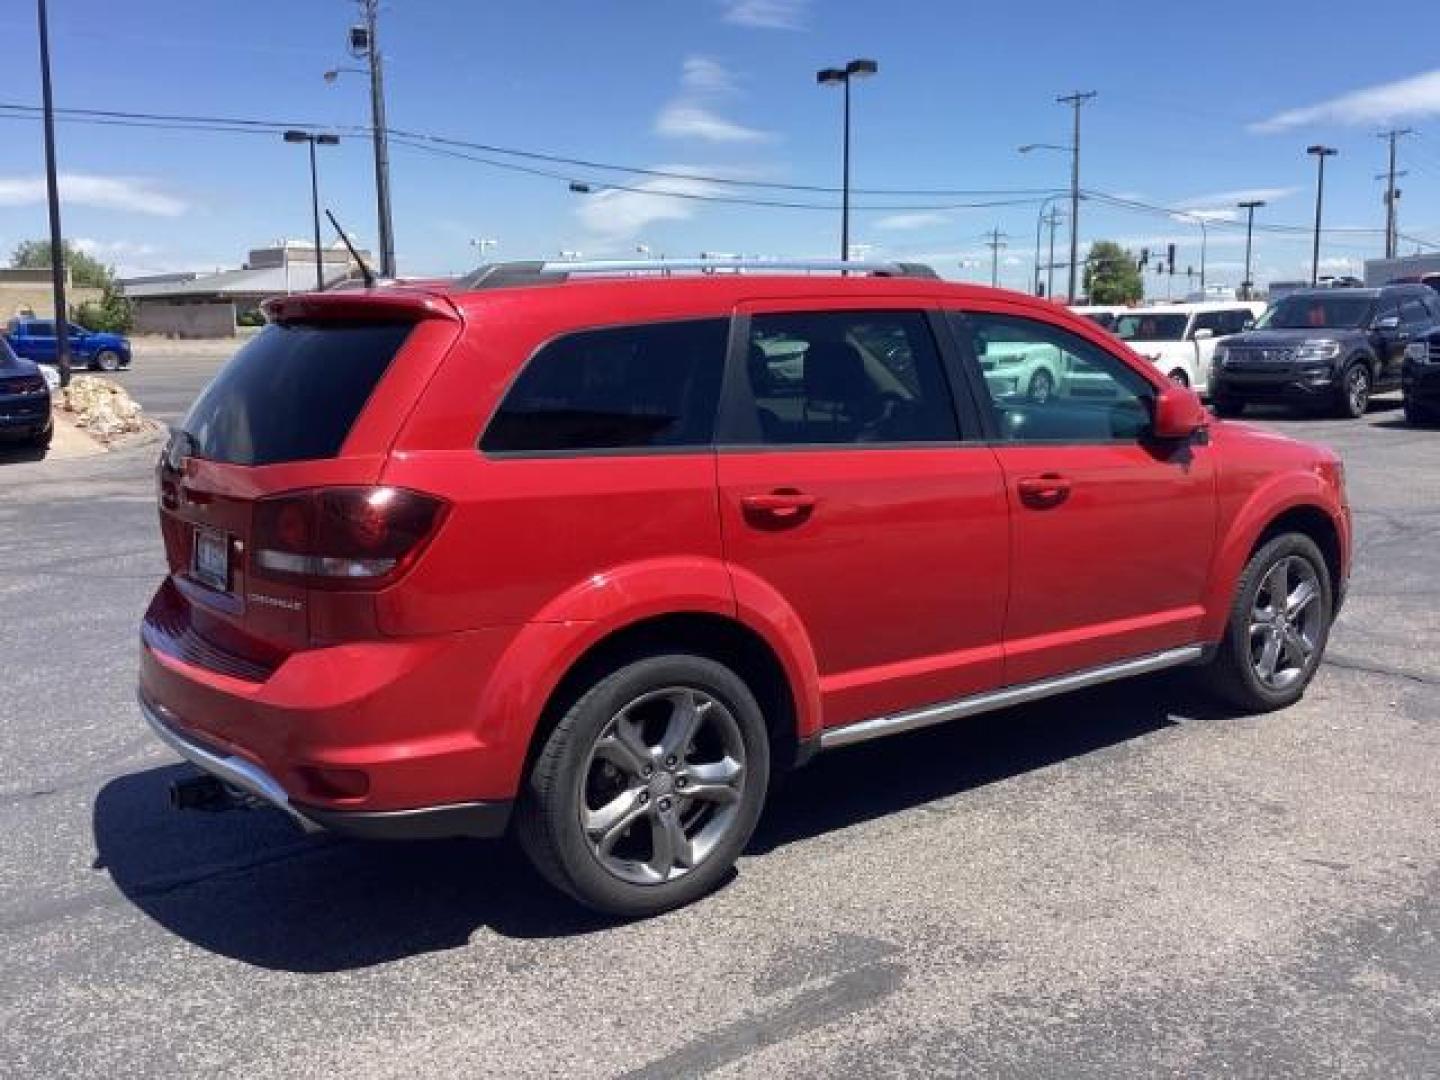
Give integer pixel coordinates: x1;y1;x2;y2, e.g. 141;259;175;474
0;101;1061;198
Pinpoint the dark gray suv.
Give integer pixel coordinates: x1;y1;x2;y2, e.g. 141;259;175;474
1209;284;1440;418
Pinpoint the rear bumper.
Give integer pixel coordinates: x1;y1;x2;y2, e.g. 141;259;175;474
138;581;528;831
140;691;511;839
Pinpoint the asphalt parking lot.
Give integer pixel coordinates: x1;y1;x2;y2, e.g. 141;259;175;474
2;350;1437;1078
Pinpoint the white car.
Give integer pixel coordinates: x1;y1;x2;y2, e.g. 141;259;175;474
1070;305;1127;331
1112;302;1265;392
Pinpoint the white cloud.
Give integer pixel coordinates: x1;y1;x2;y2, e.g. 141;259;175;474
655;103;773;143
0;173;187;216
576;167;717;239
1250;70;1440;133
1174;187;1297;208
1319;256;1361;272
719;0;808;29
872;211;950;232
71;238;159;259
1170;209;1239;224
682;56;736;95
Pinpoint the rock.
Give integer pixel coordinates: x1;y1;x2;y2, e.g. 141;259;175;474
58;375;146;442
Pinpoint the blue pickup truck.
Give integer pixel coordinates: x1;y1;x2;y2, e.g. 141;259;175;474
4;318;131;371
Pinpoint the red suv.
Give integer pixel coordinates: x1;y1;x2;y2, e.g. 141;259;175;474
140;259;1351;915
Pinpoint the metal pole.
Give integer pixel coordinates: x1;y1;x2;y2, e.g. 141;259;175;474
1047;209;1059;300
1032;200;1045;295
1238;199;1263;300
1384;131;1397;260
1199;219;1207;294
366;0;395;277
1308;147;1335;286
36;0;70;387
840;75;851;262
1058;91;1095;303
309;138;323;291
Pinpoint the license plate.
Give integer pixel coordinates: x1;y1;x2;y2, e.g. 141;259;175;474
192;527;230;592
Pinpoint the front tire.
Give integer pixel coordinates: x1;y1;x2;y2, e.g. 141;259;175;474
1334;361;1370;419
94;349;122;372
1027;368;1055;404
1198;533;1332;712
1404;396;1438;427
516;654;771;917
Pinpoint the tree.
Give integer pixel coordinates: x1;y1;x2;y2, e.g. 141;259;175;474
74;286;133;334
11;239;115;289
1083;240;1144;305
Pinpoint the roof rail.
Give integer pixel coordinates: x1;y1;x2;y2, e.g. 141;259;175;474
456;257;937;289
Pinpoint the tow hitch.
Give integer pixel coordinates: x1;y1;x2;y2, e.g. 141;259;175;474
169;772;240;812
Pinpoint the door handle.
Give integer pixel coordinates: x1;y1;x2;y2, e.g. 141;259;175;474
1016;473;1072;507
741;490;817;525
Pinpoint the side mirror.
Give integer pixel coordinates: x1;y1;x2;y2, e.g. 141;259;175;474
1152;384;1208;439
1191;328;1214;341
1374;315;1401;332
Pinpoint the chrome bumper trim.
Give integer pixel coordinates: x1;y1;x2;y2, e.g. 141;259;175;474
819;645;1205;751
138;693;321;833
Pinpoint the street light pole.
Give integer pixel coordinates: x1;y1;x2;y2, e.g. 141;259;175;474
1046;207;1061;300
1237;199;1264;300
1307;144;1338;286
283;131;340;291
816;59;877;262
1199;217;1208;294
1031;194;1063;296
36;0;70;388
1057;90;1096;303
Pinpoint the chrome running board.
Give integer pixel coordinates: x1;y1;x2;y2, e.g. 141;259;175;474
818;645;1205;751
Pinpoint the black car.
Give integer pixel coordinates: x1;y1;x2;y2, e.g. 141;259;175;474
1209;284;1440;418
0;336;54;451
1402;324;1440;426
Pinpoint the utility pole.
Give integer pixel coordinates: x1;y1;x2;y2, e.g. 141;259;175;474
1378;128;1411;259
984;228;1009;288
1057;90;1096;303
1237;199;1265;300
359;0;395;277
36;0;70;388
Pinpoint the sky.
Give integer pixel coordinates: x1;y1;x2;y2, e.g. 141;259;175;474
2;0;1440;297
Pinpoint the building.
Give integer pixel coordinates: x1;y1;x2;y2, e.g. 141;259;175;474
118;241;370;338
1363;253;1440;287
0;267;103;321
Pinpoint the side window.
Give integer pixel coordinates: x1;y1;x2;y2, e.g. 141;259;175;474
952;312;1155;443
481;318;727;453
740;310;959;445
1374;299;1400;326
28;321;53;337
1191;312;1224;336
1222;309;1252;334
1401;297;1430;325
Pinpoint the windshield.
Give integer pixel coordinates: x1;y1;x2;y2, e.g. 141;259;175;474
1257;295;1374;330
1114;312;1188;342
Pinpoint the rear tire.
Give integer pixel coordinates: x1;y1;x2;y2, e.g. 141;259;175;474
1167;368;1190;388
1198;533;1332;713
516;653;770;917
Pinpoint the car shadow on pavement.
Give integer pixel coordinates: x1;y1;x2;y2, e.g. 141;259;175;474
0;443;49;465
94;673;1232;972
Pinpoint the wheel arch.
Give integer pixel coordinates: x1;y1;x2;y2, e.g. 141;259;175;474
519;611;808;787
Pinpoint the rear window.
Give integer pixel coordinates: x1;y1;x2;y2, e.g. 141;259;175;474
481;319;727;453
181;321;411;465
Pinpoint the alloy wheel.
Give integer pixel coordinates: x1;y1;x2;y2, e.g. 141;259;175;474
578;687;746;886
1028;370;1054;404
1248;555;1323;691
1346;366;1369;416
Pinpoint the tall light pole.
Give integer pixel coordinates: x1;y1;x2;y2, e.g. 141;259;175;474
1237;199;1264;300
1198;217;1208;294
1045;206;1062;300
1307;144;1338;286
816;59;878;262
1030;193;1064;296
36;0;70;387
283;131;339;291
1057;91;1096;302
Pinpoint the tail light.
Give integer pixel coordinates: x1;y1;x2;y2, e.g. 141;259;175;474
251;487;447;590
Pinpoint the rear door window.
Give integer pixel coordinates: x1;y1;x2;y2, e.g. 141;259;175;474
180;320;412;465
482;318;727;453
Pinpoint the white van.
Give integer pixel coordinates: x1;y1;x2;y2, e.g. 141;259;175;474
1112;302;1265;391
